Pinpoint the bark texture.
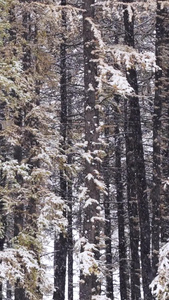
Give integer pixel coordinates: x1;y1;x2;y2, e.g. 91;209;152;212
53;1;67;299
115;101;128;300
124;3;152;299
80;1;101;299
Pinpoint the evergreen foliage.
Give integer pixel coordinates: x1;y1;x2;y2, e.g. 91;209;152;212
0;0;168;299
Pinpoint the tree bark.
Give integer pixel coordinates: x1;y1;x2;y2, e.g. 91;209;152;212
67;94;73;300
151;0;164;277
114;100;129;300
124;3;152;299
80;1;101;299
53;1;67;299
0;102;7;300
157;4;169;245
124;98;141;300
103;108;114;300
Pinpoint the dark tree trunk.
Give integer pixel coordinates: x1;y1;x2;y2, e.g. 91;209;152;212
124;98;141;300
103;108;114;300
0;103;6;300
53;232;67;300
6;281;12;300
15;281;27;300
151;0;164;277
124;3;152;299
80;0;101;299
53;181;67;300
128;69;152;300
53;1;67;299
67;97;73;300
157;4;169;245
114;100;128;300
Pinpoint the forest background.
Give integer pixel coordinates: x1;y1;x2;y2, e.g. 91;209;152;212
0;0;169;299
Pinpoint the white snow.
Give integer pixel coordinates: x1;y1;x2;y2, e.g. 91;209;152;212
150;242;169;299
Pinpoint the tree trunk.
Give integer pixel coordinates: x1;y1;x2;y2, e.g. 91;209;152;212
103;108;114;300
53;2;67;299
157;4;169;245
124;3;152;299
151;0;164;277
6;281;12;300
80;1;101;299
114;100;128;300
0;102;7;300
124;98;141;300
67;95;73;300
53;232;67;300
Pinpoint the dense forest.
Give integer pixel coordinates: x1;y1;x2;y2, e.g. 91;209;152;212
0;0;169;299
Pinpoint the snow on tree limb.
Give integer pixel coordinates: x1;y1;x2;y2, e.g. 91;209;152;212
150;242;169;299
